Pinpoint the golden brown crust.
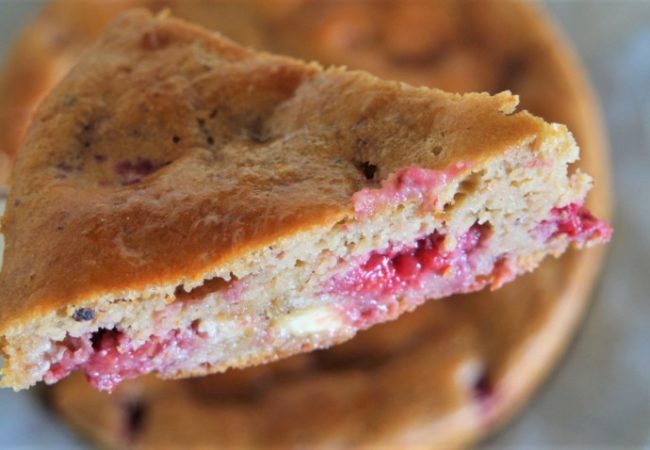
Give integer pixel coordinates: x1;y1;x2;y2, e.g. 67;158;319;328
1;0;611;447
0;8;559;336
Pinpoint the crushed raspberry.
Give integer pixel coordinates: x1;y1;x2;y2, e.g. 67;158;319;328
327;224;490;328
393;254;421;280
415;232;449;273
114;158;169;185
328;224;489;303
44;327;206;392
539;203;612;244
352;164;471;217
115;158;157;176
44;336;93;384
331;200;610;328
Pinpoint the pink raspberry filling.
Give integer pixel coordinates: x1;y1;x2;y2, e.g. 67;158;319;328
44;327;206;392
539;203;612;243
326;224;494;327
329;224;489;299
352;164;471;217
39;173;609;392
328;203;610;329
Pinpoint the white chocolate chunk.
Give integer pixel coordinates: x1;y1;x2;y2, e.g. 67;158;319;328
276;306;344;336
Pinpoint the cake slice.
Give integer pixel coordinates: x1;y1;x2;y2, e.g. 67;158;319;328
0;10;610;392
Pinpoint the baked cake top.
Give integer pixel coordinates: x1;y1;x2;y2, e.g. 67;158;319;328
0;10;557;333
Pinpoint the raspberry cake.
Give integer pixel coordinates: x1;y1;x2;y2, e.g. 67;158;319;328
1;0;611;448
0;8;610;395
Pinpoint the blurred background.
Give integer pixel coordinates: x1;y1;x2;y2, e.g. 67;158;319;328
0;1;648;448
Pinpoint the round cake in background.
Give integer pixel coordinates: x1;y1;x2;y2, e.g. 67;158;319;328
0;0;610;448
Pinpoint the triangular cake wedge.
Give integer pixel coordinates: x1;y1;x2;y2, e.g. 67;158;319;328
0;10;610;391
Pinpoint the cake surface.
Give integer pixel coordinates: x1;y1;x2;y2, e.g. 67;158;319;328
0;8;610;392
0;0;612;448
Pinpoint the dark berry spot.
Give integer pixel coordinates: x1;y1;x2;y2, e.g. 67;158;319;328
115;158;164;184
206;135;214;146
115;160;133;176
133;159;155;176
91;329;105;350
91;328;119;351
56;225;64;231
83;141;91;148
124;399;147;439
357;161;377;180
172;135;181;144
94;154;106;163
13;199;20;207
56;161;74;173
72;308;96;322
473;372;494;403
